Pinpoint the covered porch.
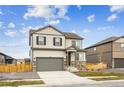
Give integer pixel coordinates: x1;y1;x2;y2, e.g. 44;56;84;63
66;46;86;67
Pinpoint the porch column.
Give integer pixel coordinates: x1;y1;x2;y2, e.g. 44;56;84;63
75;52;77;66
66;51;69;67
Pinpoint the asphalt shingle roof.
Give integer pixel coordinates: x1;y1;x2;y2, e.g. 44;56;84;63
0;52;15;59
85;36;119;49
62;32;83;39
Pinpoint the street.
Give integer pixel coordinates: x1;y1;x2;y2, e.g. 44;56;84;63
40;80;124;87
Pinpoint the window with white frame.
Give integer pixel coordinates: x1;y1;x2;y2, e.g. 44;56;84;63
53;37;62;46
76;52;85;61
72;41;76;47
72;40;81;48
36;36;46;45
76;53;79;60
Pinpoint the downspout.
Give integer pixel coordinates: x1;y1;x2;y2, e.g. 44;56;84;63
111;42;114;69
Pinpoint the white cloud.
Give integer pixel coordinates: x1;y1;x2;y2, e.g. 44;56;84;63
77;5;81;10
54;5;69;20
21;23;25;26
97;26;113;31
83;29;90;33
107;6;124;22
24;5;69;21
20;26;32;34
87;14;95;22
45;20;60;25
107;14;118;22
8;22;15;28
71;30;76;33
110;5;124;13
5;30;17;37
24;6;55;20
20;26;41;34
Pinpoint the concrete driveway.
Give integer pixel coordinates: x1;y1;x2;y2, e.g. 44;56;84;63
0;72;40;80
38;71;96;86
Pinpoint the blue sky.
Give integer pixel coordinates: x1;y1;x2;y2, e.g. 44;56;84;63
0;5;124;58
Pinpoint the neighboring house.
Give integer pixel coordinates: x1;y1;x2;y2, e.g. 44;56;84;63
17;59;25;64
29;25;86;71
85;36;124;68
17;58;30;64
0;52;17;64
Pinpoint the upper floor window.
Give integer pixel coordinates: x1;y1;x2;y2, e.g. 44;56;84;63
36;36;46;45
72;41;76;47
72;40;81;48
121;44;124;47
53;37;62;46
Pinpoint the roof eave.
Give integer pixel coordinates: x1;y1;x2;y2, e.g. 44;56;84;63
85;41;113;50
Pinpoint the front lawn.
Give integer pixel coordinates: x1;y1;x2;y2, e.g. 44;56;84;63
75;71;124;77
90;76;124;81
0;80;44;86
74;71;124;81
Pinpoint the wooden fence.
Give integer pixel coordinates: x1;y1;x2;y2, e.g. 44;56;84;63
0;64;33;73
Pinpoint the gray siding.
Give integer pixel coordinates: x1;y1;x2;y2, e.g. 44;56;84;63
86;54;99;63
102;52;112;67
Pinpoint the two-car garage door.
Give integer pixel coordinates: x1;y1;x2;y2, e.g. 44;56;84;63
114;58;124;68
36;57;64;71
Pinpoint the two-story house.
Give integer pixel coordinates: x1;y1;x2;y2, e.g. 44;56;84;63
29;25;86;71
85;36;124;68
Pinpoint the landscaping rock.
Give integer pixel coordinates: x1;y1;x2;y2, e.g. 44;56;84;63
67;66;79;72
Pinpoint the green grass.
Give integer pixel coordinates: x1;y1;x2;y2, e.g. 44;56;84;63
90;76;124;81
75;71;124;77
0;80;44;86
74;71;124;81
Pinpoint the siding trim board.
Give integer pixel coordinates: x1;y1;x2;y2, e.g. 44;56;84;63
86;51;112;56
32;33;64;36
32;48;65;51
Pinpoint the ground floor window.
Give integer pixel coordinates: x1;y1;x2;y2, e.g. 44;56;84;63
76;52;86;61
76;53;79;61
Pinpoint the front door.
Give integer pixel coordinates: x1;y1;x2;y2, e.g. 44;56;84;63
68;52;71;66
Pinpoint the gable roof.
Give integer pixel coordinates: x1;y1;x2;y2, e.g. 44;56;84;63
85;36;124;49
30;25;63;35
0;52;16;60
62;32;83;39
29;25;83;45
30;25;83;39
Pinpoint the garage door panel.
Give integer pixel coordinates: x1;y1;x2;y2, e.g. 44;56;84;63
36;57;64;71
114;58;124;68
